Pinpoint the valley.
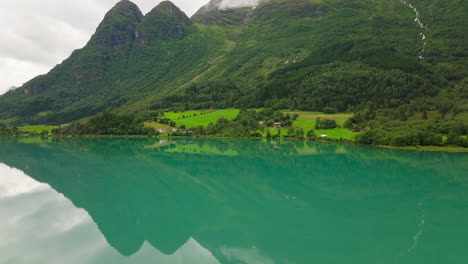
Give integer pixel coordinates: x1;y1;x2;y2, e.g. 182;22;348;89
0;0;466;150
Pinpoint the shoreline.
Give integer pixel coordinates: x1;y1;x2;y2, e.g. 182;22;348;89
2;134;468;153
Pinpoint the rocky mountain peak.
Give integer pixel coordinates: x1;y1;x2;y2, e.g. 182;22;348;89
147;1;192;25
89;0;143;47
135;1;192;43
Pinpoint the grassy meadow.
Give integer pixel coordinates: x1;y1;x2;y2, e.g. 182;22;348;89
163;109;240;127
155;109;359;140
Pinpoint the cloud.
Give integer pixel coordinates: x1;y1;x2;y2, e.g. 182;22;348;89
0;0;210;95
0;58;51;95
218;0;265;9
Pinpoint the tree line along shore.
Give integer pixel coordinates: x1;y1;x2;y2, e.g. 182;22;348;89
1;107;467;152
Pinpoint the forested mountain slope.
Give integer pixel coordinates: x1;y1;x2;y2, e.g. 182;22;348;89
0;0;466;125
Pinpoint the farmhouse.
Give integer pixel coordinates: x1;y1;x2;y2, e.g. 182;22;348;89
159;128;167;133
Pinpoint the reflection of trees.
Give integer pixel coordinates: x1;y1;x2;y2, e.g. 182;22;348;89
0;138;466;262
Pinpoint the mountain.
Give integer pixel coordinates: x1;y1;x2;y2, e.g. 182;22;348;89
0;0;466;125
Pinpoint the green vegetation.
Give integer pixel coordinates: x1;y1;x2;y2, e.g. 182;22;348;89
0;0;466;126
182;109;293;137
314;129;356;140
18;126;58;133
158;108;359;141
0;124;58;136
54;110;154;136
351;102;468;147
0;126;19;136
164;109;240;127
0;0;466;151
163;110;207;120
314;118;338;129
144;122;173;132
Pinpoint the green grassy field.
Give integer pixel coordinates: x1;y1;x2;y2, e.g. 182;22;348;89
288;112;352;127
18;126;59;133
161;109;359;140
166;109;240;127
286;111;356;140
163;110;208;120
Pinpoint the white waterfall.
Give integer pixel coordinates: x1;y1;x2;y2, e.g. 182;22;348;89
400;0;428;60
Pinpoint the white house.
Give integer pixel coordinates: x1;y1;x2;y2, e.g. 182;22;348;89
159;128;167;133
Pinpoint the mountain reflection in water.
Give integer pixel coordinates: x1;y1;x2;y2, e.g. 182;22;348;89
0;138;467;264
0;163;220;264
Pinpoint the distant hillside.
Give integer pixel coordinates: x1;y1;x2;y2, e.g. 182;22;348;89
0;0;466;125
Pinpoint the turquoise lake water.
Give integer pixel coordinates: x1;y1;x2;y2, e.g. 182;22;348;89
0;138;467;264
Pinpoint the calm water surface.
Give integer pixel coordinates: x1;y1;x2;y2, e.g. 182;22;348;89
0;138;467;264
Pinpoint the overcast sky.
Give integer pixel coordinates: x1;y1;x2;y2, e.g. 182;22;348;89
0;0;212;95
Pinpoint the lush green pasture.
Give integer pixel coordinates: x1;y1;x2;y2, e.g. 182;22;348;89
168;109;240;127
286;111;357;140
163;110;208;120
289;112;352;130
288;111;351;123
18;126;58;133
161;109;359;140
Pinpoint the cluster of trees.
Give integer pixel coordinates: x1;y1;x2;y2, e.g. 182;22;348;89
54;110;154;136
315;118;338;129
352;97;468;147
446;129;468;147
249;108;299;126
356;128;444;147
157;118;176;127
0;125;19;136
356;125;468;148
